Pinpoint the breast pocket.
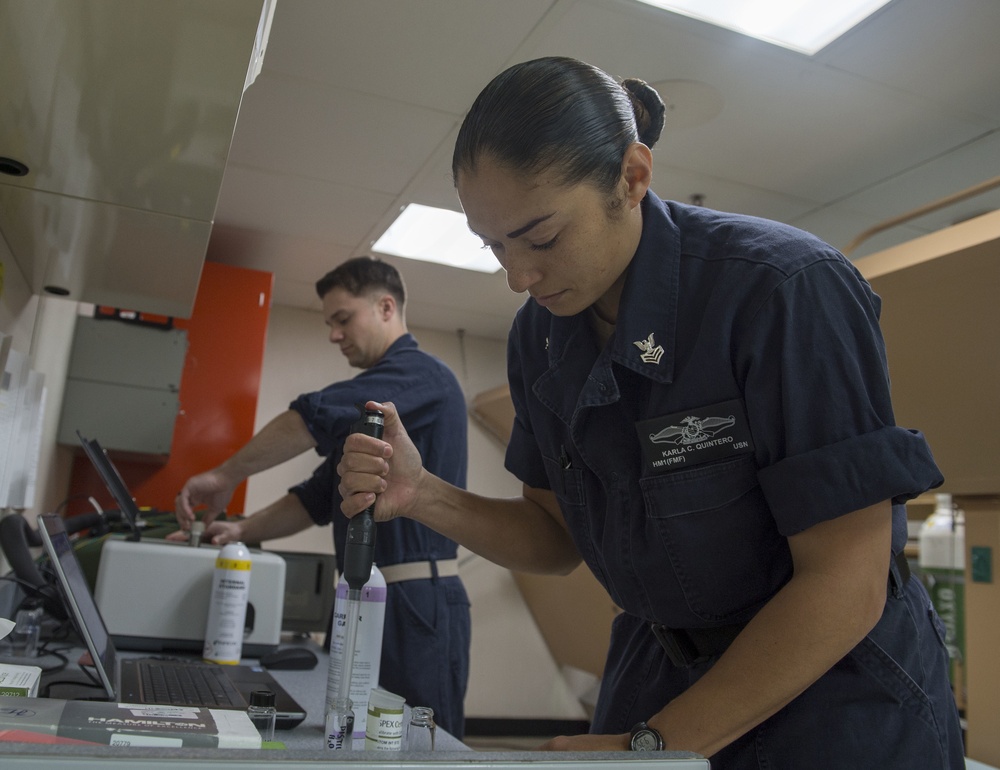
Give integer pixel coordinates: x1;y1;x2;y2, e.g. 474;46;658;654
540;452;586;506
640;455;788;621
541;452;609;584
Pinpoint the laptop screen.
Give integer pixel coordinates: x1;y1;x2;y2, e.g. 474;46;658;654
76;431;142;540
38;512;118;701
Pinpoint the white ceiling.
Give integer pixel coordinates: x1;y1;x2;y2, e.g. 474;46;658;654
206;0;1000;340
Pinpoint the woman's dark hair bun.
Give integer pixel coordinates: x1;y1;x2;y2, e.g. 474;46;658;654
622;78;665;149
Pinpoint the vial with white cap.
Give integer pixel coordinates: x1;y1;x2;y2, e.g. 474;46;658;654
365;687;405;751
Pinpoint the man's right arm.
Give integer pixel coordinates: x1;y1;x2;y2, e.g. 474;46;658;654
175;410;317;529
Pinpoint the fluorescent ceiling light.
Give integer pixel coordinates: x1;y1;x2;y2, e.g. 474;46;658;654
372;203;501;273
634;0;892;55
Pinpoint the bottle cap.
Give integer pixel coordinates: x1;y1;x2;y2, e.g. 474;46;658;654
367;686;405;712
250;689;276;707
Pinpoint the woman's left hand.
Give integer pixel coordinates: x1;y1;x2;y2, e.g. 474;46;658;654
537;732;630;751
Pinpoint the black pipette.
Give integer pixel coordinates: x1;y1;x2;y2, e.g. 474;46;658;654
342;407;384;591
327;406;385;750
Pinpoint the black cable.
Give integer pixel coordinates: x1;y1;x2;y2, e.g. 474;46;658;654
0;573;52;618
41;678;105;699
40;642;76;657
24;650;69;675
0;573;44;592
37;618;80;648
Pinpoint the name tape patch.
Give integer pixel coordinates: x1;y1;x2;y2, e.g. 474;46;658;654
636;398;755;474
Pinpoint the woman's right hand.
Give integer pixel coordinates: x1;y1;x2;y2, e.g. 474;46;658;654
337;400;424;522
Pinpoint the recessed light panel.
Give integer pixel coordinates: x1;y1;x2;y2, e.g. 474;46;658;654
372;203;501;274
634;0;893;55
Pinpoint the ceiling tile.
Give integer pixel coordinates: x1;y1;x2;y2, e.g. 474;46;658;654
262;0;555;114
207;225;354;286
215;165;397;245
820;0;1000;123
227;74;459;194
529;0;996;202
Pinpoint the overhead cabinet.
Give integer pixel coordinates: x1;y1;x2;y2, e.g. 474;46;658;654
0;0;271;317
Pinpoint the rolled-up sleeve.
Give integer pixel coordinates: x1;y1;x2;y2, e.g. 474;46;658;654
289;390;358;457
759;426;941;535
739;257;942;535
289;459;335;526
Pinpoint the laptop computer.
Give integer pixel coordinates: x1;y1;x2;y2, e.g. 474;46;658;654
37;512;307;729
76;430;144;540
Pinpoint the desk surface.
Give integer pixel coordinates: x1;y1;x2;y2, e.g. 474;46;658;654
253;638;468;752
1;638;710;767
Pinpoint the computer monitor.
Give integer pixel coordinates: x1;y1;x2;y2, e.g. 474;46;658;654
269;551;337;635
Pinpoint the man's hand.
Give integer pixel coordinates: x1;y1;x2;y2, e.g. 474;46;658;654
337;400;424;522
165;519;245;546
174;469;237;531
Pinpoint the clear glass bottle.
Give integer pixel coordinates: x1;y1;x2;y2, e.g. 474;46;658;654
406;706;436;752
325;696;355;750
247;689;276;743
11;604;43;657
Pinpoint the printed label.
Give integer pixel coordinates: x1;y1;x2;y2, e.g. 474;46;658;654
365;706;403;750
636;398;755;474
326;709;355;750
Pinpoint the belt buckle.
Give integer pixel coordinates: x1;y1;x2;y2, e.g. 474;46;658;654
650;623;700;668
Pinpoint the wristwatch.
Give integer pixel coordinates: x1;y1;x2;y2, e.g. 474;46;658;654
629;721;664;751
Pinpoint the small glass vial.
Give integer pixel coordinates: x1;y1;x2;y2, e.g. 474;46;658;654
406;706;436;752
325;696;355;751
12;604;43;657
189;520;205;547
247;689;276;743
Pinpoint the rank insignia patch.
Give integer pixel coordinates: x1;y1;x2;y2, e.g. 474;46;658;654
633;332;664;365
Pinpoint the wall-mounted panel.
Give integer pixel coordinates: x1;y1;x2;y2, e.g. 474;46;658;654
57;317;188;456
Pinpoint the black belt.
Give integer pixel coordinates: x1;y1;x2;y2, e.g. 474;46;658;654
650;621;746;668
652;551;912;668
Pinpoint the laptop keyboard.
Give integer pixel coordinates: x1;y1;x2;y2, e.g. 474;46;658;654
138;661;244;708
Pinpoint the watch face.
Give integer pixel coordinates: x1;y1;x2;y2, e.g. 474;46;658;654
631;728;661;751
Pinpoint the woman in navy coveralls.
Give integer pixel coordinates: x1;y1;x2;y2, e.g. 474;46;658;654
338;57;964;768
